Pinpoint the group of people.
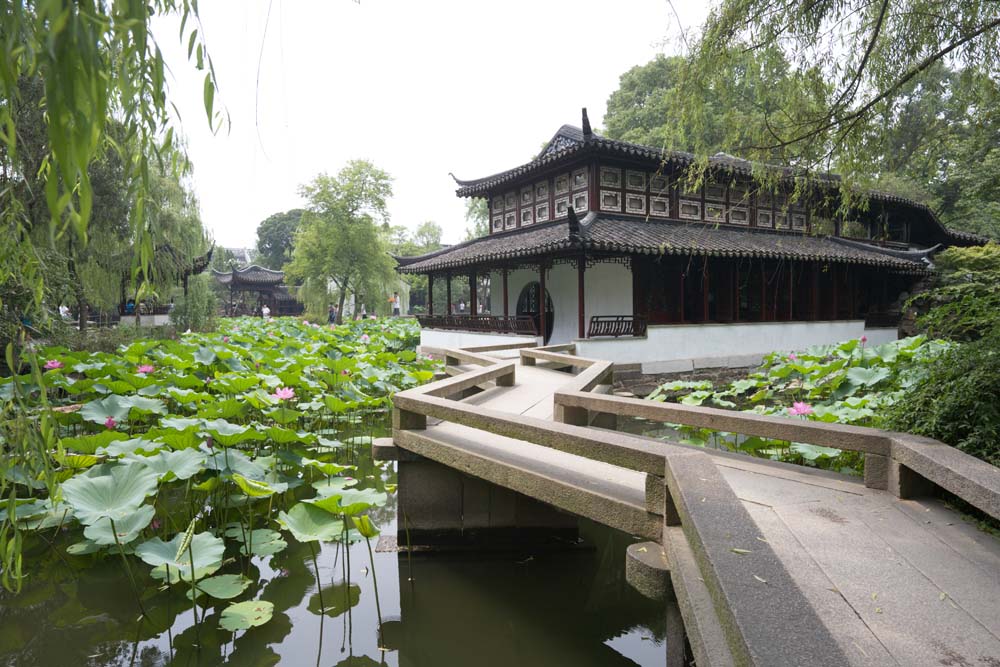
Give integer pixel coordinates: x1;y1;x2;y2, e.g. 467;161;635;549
325;292;402;324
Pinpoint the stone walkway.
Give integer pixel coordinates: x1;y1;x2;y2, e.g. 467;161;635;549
406;359;1000;666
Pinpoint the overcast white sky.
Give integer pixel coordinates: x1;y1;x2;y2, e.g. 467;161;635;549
154;1;712;249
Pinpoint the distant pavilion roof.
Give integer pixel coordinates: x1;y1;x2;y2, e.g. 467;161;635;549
395;214;933;275
212;265;286;287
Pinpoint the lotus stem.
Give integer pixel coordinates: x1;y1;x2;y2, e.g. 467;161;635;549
365;535;383;645
188;540;201;644
109;517;147;619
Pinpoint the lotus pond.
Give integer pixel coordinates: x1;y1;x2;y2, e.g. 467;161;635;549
0;318;666;666
635;334;952;472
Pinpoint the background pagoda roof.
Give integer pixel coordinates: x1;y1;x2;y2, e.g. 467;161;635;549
396;214;933;275
212;264;286;287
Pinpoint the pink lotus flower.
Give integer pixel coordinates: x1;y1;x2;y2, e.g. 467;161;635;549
788;353;797;361
860;335;868;344
104;416;117;429
222;336;230;343
303;320;310;326
136;364;155;374
341;369;350;376
44;359;64;370
150;519;162;531
360;334;370;344
272;386;295;401
787;402;813;417
205;436;214;449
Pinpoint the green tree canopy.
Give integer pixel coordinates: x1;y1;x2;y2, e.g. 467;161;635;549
685;0;1000;178
464;198;488;240
603;50;829;162
285;161;397;321
255;209;304;270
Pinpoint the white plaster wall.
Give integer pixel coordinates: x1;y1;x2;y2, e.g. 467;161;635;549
584;262;633;321
576;321;898;372
504;269;535;314
420;329;539;351
547;263;579;345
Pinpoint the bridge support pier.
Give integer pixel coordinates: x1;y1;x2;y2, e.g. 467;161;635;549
395;456;579;548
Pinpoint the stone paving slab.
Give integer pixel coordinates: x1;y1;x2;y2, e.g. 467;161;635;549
773;499;1000;666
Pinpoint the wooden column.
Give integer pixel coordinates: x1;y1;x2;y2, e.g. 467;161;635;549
538;262;547;340
702;257;710;322
678;269;685;323
469;270;478;316
502;268;509;317
831;265;839;319
788;262;795;320
428;274;434;316
733;263;740;322
577;256;586;339
446;273;452;314
760;262;768;322
811;265;820;320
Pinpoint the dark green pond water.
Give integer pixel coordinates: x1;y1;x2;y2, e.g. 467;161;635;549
0;435;668;666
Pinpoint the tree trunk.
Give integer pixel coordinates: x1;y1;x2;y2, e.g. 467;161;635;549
67;239;88;332
336;276;351;325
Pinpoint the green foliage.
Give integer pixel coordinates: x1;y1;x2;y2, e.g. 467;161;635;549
908;243;1000;341
0;1;221;338
604;51;827;161
464;198;489;240
170;274;218;333
286;161;397;322
684;0;1000;226
255;209;304;270
645;336;952;471
885;327;1000;466
0;317;435;604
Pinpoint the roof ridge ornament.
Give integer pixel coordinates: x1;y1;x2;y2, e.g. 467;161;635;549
567;207;582;243
581;108;592;140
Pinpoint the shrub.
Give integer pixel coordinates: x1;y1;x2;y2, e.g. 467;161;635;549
169;274;217;332
908;242;1000;341
885;326;1000;466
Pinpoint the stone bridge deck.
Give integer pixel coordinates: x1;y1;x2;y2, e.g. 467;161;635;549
387;349;1000;666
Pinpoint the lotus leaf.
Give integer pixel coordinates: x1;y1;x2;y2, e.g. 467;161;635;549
135;531;226;583
306;487;387;516
66;539;104;555
61;463;159;524
193;346;217;366
83;505;155;545
231;473;284;497
59;431;129;455
224;527;288;556
219;600;274;632
276;503;344;542
188;574;252;600
310;476;358;496
307;583;360;617
127;449;207;481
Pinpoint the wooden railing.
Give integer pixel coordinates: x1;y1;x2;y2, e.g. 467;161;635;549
417;314;538;336
588;315;648;338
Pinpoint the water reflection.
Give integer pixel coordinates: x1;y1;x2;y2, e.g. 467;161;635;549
0;440;668;666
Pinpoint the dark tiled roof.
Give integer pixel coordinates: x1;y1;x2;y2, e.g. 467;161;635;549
396;222;576;273
584;216;928;270
396;214;931;274
946;228;992;245
451;126;841;198
212;265;286;286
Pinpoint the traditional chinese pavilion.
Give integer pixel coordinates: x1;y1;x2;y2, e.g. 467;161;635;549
396;110;983;372
212;265;303;316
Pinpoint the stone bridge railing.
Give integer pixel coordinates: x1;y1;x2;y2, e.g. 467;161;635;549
391;342;1000;666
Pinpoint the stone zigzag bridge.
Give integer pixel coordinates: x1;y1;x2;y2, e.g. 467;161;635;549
375;342;1000;666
